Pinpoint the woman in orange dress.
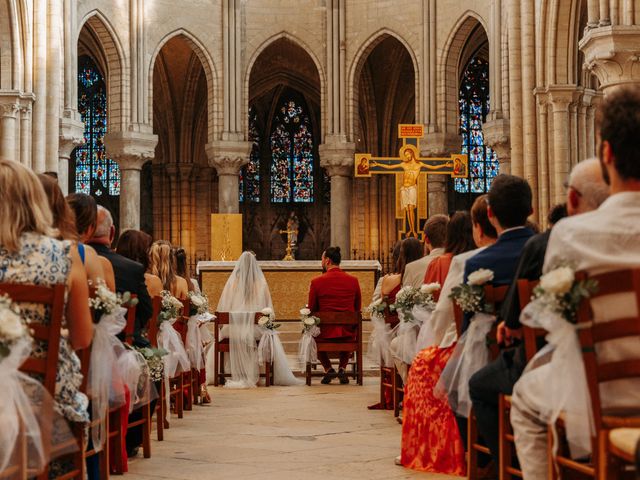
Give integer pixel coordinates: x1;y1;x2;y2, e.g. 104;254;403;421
400;197;497;475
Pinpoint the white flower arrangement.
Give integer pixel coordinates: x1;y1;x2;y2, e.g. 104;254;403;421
257;307;280;330
158;290;183;324
187;291;210;316
390;285;438;322
0;294;28;359
366;297;388;315
89;279;138;316
299;307;320;333
449;268;495;314
532;265;598;322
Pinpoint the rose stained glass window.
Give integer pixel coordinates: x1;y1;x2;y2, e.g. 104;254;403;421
239;107;261;203
455;56;499;194
74;56;120;196
269;99;314;203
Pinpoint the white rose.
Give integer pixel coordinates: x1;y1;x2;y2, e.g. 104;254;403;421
300;307;311;317
303;317;316;326
261;307;273;316
190;295;205;307
420;283;441;294
0;310;26;340
258;316;270;326
540;266;575;294
468;268;495;286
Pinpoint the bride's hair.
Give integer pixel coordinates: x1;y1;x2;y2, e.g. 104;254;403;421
149;240;176;291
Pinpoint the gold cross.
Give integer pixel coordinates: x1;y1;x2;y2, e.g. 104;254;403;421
354;124;468;238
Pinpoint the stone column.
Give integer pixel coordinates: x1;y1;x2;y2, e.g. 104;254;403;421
422;132;460;216
58;115;84;194
484;117;511;175
319;141;355;258
19;101;33;167
206;140;252;214
535;91;550;222
0;96;20;161
548;87;574;205
580;26;640;95
105;130;158;231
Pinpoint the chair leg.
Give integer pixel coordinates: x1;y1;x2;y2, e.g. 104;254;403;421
176;376;184;419
306;363;311;386
265;362;271;387
142;402;151;459
468;410;479;480
110;409;124;475
156;385;164;440
100;412;110;479
499;395;511;480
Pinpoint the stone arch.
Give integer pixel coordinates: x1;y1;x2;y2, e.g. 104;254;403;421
148;29;219;141
78;10;128;132
439;12;489;133
348;28;420;142
244;32;326;138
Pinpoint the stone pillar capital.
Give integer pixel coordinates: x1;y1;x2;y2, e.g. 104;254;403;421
205;140;252;176
0;100;20;119
483;117;511;175
59;115;85;158
547;85;580;111
104;130;158;170
580;25;640;94
319;140;356;177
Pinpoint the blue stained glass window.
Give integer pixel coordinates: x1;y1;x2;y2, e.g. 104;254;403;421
240;107;261;203
270;99;314;203
74;56;120;196
455;56;499;194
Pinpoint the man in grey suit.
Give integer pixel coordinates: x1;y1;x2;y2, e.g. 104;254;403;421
402;214;448;288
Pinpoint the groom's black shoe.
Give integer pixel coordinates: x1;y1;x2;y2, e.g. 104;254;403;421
338;368;349;385
321;368;338;384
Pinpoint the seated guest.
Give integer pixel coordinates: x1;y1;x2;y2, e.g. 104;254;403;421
547;202;568;226
511;86;640;479
385;238;425;381
468;158;609;468
88;206;152;345
149;240;189;299
116;230;163;298
402;214;448;288
67;193;116;291
399;196;494;474
175;246;200;292
424;211;476;297
372;241;402;303
0;160;93;427
38;174;114;292
308;246;362;384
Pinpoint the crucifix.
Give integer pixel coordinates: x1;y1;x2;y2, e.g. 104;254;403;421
354;124;468;239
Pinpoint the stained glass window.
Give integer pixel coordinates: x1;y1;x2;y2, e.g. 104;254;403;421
270;99;314;203
240;107;261;203
74;56;120;196
455;56;499;194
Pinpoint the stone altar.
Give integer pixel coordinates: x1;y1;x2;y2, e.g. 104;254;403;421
197;260;382;320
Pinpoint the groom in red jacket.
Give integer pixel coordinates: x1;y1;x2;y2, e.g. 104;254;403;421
307;246;362;384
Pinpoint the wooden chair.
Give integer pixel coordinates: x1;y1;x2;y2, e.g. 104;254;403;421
550;269;640;480
467;284;509;480
0;283;82;480
305;311;363;386
372;309;399;411
498;279;547;480
147;296;183;430
608;428;640;474
212;312;274;387
176;298;194;411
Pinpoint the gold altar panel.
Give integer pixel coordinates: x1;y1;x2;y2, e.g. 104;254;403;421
210;214;242;260
201;269;377;320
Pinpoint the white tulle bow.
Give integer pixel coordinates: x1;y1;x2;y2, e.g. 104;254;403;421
257;327;278;366
520;300;595;459
158;318;190;413
366;311;393;367
186;315;208;371
435;312;495;417
298;325;320;369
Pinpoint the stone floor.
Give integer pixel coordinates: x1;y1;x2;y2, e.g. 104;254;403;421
127;379;457;480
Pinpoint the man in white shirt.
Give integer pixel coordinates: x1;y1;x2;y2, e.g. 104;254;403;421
511;86;640;479
402;214;448;288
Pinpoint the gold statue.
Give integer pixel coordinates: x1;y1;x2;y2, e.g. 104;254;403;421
279;212;299;261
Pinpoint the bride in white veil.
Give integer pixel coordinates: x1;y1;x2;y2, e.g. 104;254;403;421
212;251;302;388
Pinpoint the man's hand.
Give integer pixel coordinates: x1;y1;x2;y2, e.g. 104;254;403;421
497;321;523;346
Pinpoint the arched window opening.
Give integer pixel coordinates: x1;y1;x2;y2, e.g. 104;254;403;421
239;106;261;203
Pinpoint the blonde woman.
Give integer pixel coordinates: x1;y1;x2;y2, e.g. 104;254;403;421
148;240;189;299
0;159;93;423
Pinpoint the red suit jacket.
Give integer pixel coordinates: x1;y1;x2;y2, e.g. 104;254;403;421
307;267;362;340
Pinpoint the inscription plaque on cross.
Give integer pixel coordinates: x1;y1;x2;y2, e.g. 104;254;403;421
354;124;468;239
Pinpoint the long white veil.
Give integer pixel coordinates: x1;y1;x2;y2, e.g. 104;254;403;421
215;252;300;387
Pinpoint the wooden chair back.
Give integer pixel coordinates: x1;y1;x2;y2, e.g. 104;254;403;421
516;279;546;362
123;296;137;345
484;284;509;360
